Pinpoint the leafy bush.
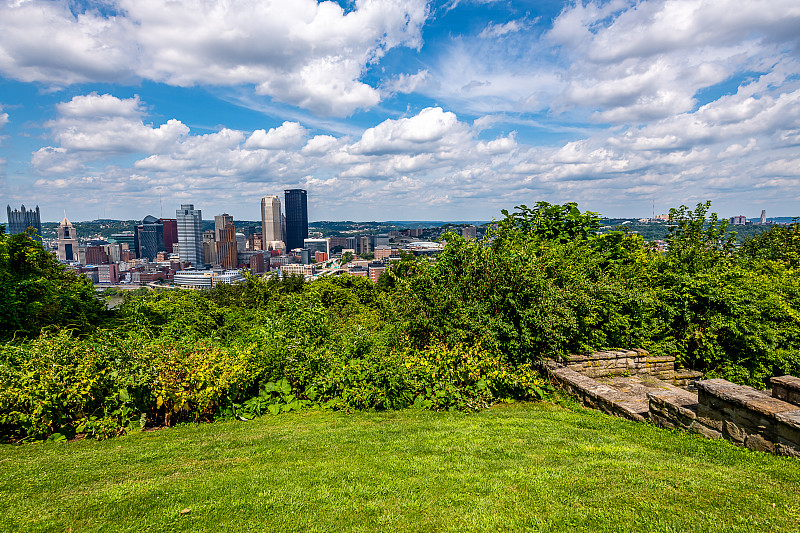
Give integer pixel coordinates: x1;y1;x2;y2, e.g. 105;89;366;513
403;342;550;411
0;330;149;441
3;200;800;442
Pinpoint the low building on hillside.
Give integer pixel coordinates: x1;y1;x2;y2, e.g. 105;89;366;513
347;265;368;278
368;262;387;282
280;264;316;277
174;269;245;289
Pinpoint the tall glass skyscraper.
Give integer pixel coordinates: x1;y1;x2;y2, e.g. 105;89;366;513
284;189;308;251
136;215;165;261
176;204;204;267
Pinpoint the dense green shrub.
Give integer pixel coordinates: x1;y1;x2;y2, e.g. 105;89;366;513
648;204;800;386
0;330;149;441
390;216;660;365
2;201;799;442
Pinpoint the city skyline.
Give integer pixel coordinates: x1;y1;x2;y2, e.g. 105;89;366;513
1;1;799;221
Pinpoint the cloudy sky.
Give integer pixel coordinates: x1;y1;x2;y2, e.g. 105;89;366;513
0;0;799;222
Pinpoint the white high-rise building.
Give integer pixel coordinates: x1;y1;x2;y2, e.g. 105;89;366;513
176;204;204;267
261;195;285;251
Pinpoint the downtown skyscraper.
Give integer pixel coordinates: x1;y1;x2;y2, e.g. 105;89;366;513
284;189;308;251
260;195;282;242
136;215;164;261
176;204;204;267
6;204;42;242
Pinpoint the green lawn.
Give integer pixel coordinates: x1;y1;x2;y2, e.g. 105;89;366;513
2;401;799;532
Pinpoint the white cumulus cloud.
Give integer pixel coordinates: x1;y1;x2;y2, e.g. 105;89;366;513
0;0;429;116
43;93;189;154
245;122;308;150
350;107;471;155
548;0;800;123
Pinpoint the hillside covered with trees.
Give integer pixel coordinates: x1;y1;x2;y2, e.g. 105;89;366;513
1;202;799;443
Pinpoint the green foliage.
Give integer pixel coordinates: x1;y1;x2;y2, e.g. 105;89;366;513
496;201;602;244
0;330;148;441
235;378;312;417
0;230;106;339
392;224;658;365
740;220;800;268
403;342;550;410
3;200;800;442
644;203;800;386
665;201;736;272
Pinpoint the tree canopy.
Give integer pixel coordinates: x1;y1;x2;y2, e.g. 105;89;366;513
0;227;105;340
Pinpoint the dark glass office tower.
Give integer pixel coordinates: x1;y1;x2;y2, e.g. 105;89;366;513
284;189;308;251
136;215;165;261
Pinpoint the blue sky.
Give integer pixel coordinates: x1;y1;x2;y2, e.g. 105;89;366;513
1;0;799;222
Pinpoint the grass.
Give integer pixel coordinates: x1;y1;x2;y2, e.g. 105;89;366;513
2;401;799;532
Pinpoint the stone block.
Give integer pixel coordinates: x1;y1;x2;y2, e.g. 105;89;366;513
775;409;800;430
774;438;800;458
672;369;704;388
747;397;797;417
744;433;775;453
723;419;747;443
699;390;737;420
696;404;725;432
647;389;699;431
649;412;676;430
646;355;675;364
771;375;800;407
731;409;773;435
774;410;800;445
691;422;723;440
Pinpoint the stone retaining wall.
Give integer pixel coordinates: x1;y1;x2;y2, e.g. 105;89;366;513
556;349;702;385
547;352;800;458
695;379;800;457
545;362;650;421
647;377;800;457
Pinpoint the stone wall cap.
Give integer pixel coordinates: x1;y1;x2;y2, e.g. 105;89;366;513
771;375;800;390
697;379;797;417
775;409;800;430
673;369;704;378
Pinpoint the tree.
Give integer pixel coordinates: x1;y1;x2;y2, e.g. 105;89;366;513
664;201;736;272
496;202;602;245
740;220;800;268
0;227;106;339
